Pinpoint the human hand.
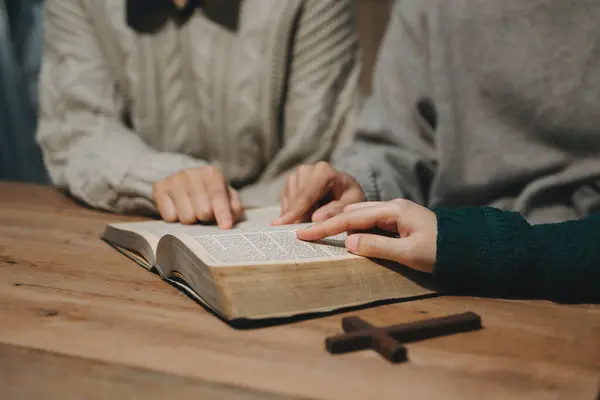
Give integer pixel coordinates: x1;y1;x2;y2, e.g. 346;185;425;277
297;199;438;273
272;162;366;225
152;166;243;229
171;0;189;9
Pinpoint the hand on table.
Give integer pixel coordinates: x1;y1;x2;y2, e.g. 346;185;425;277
152;166;243;229
272;162;366;225
297;199;438;273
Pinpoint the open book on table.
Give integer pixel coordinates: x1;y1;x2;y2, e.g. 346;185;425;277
102;206;436;321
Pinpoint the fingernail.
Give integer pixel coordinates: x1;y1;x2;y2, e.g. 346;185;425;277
346;234;361;252
271;217;282;226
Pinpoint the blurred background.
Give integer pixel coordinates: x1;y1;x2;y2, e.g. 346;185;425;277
0;0;391;185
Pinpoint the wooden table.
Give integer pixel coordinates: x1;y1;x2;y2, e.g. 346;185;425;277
0;182;598;399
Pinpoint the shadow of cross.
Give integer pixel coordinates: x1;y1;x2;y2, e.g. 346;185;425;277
325;312;482;363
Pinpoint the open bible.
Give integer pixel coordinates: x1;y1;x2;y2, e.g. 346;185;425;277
102;207;436;320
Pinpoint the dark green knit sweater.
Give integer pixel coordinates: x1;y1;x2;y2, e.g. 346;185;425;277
432;207;600;302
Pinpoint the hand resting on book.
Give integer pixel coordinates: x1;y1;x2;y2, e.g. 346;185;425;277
273;162;366;226
152;166;244;229
297;199;438;274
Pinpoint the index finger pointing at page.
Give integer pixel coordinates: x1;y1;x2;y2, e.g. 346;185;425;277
208;182;233;229
297;203;403;241
297;215;351;241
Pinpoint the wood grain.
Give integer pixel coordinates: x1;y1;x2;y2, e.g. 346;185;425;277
0;343;303;400
0;182;599;400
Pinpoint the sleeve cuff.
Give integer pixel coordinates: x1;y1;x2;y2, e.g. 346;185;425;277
119;151;208;199
333;158;381;201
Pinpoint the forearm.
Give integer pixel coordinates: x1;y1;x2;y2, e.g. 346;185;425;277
38;115;207;213
528;216;600;301
432;207;600;301
38;0;207;214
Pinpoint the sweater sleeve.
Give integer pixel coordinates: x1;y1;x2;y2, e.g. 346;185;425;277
433;207;600;302
36;0;206;214
332;0;437;203
257;0;360;184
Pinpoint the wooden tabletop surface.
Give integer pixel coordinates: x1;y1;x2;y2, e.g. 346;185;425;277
0;182;598;400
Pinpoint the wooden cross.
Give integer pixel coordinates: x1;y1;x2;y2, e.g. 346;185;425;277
325;312;482;363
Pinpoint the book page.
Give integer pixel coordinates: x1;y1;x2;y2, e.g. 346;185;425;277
108;206;283;239
235;206;281;230
191;228;352;265
111;219;241;238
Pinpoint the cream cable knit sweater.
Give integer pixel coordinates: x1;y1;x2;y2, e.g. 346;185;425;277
37;0;359;213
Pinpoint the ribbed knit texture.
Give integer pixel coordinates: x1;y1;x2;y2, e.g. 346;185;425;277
37;0;359;213
334;0;600;224
433;207;600;302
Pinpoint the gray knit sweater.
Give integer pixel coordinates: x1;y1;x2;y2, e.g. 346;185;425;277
335;0;600;223
38;0;359;213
